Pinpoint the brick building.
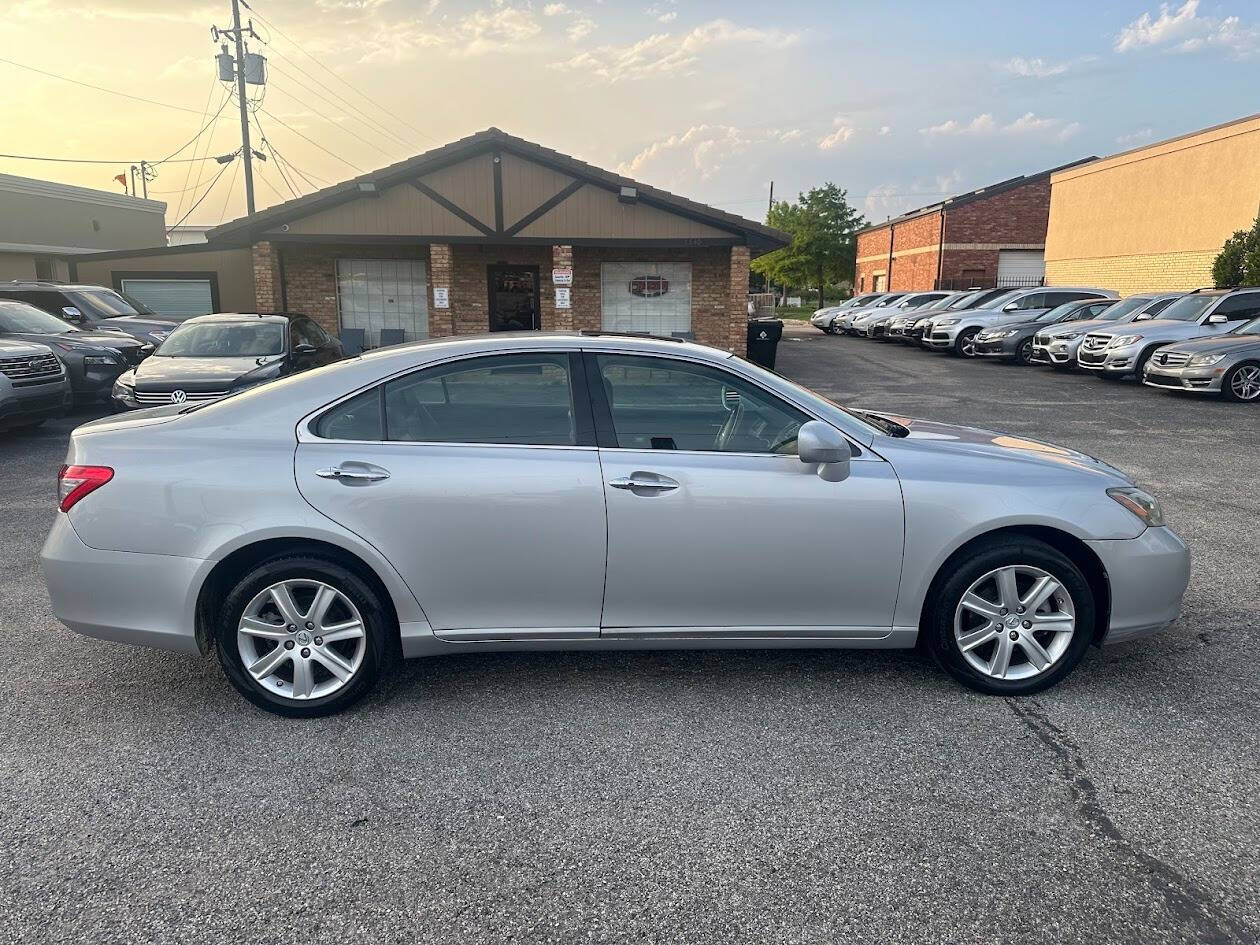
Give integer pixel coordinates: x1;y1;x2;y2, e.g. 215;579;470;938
72;128;787;353
854;158;1095;294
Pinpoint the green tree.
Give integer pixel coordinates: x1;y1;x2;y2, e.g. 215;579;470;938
1212;214;1260;288
752;183;866;309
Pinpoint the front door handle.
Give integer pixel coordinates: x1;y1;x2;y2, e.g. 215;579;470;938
608;473;680;492
315;464;390;483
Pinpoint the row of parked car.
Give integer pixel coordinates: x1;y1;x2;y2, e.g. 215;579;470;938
0;280;347;432
809;285;1260;403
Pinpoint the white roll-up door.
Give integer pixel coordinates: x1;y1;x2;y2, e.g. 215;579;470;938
120;278;214;319
996;250;1045;286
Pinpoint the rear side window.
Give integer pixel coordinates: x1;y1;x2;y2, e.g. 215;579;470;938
1213;293;1260;321
314;353;577;445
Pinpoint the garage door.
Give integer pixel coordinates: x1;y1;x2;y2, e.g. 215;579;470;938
120;278;214;319
336;259;428;347
997;250;1045;287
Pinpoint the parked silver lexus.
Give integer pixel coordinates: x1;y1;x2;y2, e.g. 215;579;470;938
41;333;1189;716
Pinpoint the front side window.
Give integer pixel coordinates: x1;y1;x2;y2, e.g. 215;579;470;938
158;321;286;357
0;300;74;333
595;354;809;454
66;288;155;318
316;353;577;446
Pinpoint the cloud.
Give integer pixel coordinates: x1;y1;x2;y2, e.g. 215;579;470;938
1115;1;1259;57
618;124;806;183
878;125;892;136
647;2;677;23
1004;56;1070;77
817;122;855;150
363;2;544;61
920;112;1079;139
551;18;797;82
863;170;962;219
543;2;571;13
1116;127;1155;146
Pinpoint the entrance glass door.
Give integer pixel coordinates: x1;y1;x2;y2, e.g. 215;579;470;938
487;265;540;332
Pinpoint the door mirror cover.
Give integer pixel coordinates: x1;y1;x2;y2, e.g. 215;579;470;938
1207;313;1227;325
293;343;318;355
797;421;851;478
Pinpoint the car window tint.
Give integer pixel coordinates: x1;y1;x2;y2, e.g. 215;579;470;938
315;388;383;440
384;353;576;445
300;319;329;344
595;354;810;454
1214;294;1260;320
1009;293;1048;310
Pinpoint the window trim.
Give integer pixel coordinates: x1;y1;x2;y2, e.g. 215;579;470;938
306;349;596;449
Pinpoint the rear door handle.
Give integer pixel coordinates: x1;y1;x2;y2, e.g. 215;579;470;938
608;473;680;492
315;464;390;483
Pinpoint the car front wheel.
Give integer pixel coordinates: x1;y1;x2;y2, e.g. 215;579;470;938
1222;361;1260;402
1016;339;1034;365
925;538;1095;695
216;555;393;716
955;328;980;358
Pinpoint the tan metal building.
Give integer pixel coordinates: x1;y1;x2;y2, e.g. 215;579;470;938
1045;113;1260;295
0;173;165;282
73;128;788;351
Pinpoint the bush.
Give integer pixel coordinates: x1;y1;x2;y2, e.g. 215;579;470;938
1213;215;1260;287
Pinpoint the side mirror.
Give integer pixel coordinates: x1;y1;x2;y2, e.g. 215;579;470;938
1207;313;1227;325
60;306;83;322
1003;302;1018;312
293;342;318;356
797;420;851;481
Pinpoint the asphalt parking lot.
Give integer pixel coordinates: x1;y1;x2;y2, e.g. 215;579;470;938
2;328;1258;945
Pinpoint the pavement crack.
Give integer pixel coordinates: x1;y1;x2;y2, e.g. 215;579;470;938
1007;698;1256;945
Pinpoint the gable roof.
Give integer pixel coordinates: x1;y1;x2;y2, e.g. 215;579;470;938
856;157;1099;235
206;127;789;253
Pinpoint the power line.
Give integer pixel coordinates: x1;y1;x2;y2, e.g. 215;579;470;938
258;107;365;173
216;157;243;223
264;74;398;160
242;2;438;146
172;79;222;225
250;114;301;198
265;55;412;153
166;159;235;233
152;90;234;166
0;152;215;165
0;56;205;114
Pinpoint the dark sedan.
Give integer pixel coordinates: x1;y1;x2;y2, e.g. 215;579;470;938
0;300;152;403
113;312;344;409
973;299;1116;364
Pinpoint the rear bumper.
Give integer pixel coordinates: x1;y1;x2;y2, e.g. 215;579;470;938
1087;527;1191;645
40;515;207;654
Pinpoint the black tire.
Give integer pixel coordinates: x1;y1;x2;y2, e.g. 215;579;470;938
1221;360;1260;403
924;537;1095;696
1133;345;1162;380
1016;339;1034;365
954;328;980;358
215;554;394;717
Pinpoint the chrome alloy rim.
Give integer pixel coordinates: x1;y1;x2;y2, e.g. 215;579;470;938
953;565;1076;680
237;580;366;700
1231;365;1260;401
960;332;977;357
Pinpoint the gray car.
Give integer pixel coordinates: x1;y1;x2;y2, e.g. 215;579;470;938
41;332;1189;716
1030;292;1184;369
973;299;1117;364
0;337;71;432
1142;314;1260;401
925;287;1117;357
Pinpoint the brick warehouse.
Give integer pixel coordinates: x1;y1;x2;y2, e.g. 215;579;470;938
853;158;1096;294
72;129;786;354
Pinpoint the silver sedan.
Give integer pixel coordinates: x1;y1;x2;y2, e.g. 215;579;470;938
41;333;1190;716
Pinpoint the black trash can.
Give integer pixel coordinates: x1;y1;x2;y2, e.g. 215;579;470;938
745;317;784;369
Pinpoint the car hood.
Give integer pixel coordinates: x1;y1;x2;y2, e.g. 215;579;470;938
866;413;1130;481
133;354;280;390
4;329;143;350
1037;317;1122;338
1161;333;1260;356
96;316;179;333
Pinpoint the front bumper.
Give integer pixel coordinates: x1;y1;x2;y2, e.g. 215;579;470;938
0;375;71;429
1030;337;1079;366
66;359;129;399
1087;526;1190;645
973;337;1020;358
1077;344;1138;375
925;327;960;349
40;515;208;654
1142;364;1224;394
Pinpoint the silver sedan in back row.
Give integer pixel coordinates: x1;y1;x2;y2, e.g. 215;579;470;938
41;333;1190;716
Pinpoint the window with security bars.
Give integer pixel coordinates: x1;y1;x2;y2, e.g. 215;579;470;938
335;259;428;347
600;262;692;337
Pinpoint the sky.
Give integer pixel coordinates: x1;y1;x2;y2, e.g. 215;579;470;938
1;0;1258;231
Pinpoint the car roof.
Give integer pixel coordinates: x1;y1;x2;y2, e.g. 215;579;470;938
0;282;116;291
180;312;297;325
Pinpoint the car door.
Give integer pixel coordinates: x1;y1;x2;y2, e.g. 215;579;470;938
588;351;904;636
295;350;607;636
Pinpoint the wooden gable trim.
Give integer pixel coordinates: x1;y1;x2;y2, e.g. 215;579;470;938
503;179;586;237
410;180;496;237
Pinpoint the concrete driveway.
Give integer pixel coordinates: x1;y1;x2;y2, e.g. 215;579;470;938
1;334;1257;945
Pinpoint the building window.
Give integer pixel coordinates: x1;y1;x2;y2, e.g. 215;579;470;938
33;256;56;281
600;262;692;337
335;258;429;347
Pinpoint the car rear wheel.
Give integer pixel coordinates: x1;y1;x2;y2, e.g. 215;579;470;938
925;538;1095;696
955;328;980;358
1222;361;1260;402
216;555;393;717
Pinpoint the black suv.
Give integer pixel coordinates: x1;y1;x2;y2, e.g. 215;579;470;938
0;281;177;346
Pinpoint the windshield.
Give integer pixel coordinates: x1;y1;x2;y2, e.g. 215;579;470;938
963;289;1018;310
1096;296;1154;321
0;300;76;333
1035;302;1083;323
157;321;285;358
66;287;158;319
945;290;984;310
874;294;905;307
1156;295;1219;322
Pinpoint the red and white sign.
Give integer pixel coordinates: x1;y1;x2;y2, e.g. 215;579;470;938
552;267;573;286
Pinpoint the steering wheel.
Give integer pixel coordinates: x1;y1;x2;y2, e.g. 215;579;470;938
767;421;802;454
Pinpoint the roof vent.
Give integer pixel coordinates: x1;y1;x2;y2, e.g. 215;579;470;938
618;186;638;204
357;181;379;196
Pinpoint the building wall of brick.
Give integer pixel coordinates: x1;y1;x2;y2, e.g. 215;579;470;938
855;226;892;294
252;241;283;312
1046;251;1217;297
944;179;1051;246
269;241;745;352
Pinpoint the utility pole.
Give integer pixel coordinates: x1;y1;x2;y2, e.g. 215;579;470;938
139;160;150;199
212;0;264;215
767;180;774;216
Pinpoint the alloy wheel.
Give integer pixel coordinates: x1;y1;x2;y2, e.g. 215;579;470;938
236;579;367;700
959;331;978;357
1230;364;1260;401
953;565;1076;681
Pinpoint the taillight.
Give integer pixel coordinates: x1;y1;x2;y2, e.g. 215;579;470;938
58;465;113;512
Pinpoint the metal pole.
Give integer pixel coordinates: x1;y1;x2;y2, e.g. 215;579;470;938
139;160;149;199
129;165;137;197
231;0;256;214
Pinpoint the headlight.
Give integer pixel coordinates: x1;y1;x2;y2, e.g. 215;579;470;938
1188;353;1226;366
1109;334;1142;348
1058;332;1081;340
1107;486;1164;527
83;355;119;366
937;318;960;326
112;372;137;406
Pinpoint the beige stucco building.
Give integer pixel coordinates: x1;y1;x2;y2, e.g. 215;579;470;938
1045;113;1260;295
